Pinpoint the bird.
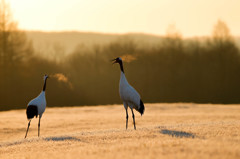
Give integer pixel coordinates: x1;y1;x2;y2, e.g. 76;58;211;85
112;57;145;130
25;74;49;138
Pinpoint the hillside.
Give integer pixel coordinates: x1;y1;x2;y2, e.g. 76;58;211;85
26;31;163;57
26;31;240;60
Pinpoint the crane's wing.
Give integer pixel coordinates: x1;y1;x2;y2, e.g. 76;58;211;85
121;84;145;115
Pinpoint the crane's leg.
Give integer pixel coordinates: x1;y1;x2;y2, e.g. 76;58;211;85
125;108;128;130
123;102;128;130
38;117;41;137
131;108;136;130
25;120;31;138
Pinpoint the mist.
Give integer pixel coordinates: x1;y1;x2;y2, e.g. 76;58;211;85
1;0;240;111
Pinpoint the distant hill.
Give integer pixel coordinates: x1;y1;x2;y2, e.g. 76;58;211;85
26;31;163;58
26;31;240;59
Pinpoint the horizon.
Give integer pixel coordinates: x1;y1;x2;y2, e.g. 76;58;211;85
23;30;240;39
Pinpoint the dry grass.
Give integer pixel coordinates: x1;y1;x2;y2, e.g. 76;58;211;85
0;103;240;159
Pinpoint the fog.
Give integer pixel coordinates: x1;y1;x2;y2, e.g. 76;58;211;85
1;0;240;111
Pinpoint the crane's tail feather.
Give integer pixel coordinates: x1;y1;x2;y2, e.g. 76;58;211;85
26;105;38;119
138;99;145;116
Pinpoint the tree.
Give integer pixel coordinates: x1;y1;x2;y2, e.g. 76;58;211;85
212;19;233;46
162;24;183;50
0;0;32;67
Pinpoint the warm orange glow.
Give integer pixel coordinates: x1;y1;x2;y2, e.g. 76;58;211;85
52;73;73;89
7;0;240;37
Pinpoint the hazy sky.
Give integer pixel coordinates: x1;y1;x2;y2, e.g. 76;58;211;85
7;0;240;37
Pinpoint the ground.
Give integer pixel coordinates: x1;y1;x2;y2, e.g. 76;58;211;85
0;103;240;159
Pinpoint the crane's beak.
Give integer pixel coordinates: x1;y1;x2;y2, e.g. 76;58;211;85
111;58;117;64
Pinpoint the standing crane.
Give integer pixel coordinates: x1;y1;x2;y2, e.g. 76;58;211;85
112;57;145;130
25;75;49;138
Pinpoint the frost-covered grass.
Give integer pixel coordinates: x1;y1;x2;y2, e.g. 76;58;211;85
0;103;240;159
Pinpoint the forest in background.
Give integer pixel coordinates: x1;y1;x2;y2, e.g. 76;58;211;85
1;1;240;111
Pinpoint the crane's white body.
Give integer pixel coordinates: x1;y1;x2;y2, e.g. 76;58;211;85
27;91;46;117
119;71;141;111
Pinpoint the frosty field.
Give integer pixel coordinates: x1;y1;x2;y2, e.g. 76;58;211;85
0;103;240;159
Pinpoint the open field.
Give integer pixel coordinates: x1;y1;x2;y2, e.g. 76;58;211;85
0;103;240;159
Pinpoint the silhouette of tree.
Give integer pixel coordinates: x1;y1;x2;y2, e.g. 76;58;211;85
0;0;33;67
162;24;183;51
212;19;233;46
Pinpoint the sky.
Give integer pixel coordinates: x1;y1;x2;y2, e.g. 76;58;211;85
6;0;240;37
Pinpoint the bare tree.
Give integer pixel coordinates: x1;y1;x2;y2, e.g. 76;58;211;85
0;0;32;67
212;19;233;46
166;24;182;39
162;24;183;51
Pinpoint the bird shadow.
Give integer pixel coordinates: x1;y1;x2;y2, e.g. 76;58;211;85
44;136;81;142
0;136;81;147
0;140;28;147
160;129;195;138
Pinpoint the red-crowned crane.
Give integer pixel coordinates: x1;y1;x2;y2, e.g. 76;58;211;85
25;75;49;138
112;57;145;130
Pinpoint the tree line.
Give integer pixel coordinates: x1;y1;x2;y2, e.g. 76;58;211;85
1;0;240;110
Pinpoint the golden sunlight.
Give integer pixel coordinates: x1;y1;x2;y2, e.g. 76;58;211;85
7;0;240;37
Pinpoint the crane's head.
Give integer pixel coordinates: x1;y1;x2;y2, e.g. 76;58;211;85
44;74;49;81
112;57;122;64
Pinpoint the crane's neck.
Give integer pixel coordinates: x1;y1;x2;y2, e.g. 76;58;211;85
39;90;46;97
119;61;124;73
120;70;128;86
42;78;48;92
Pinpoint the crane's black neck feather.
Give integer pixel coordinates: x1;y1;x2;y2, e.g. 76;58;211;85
43;78;48;91
119;61;124;73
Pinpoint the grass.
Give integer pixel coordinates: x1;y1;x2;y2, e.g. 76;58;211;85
0;103;239;159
